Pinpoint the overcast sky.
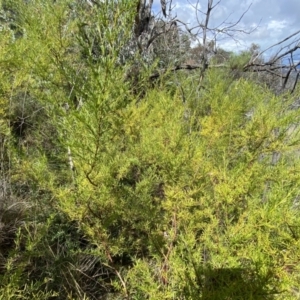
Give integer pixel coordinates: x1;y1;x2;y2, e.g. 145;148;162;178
153;0;300;59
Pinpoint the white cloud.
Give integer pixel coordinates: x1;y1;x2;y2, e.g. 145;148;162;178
267;20;288;31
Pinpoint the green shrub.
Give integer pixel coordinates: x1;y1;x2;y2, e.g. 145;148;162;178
44;70;300;299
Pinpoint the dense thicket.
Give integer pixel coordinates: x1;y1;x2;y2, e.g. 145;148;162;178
0;0;300;299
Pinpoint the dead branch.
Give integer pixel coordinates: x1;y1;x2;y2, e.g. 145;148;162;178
251;29;300;63
149;63;226;79
244;29;300;93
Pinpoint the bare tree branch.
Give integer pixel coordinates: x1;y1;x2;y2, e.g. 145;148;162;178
251;29;300;63
243;29;300;93
149;63;227;80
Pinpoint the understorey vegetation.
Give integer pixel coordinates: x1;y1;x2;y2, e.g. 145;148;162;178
0;0;300;299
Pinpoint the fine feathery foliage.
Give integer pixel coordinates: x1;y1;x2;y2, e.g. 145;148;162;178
1;0;300;299
15;69;300;298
